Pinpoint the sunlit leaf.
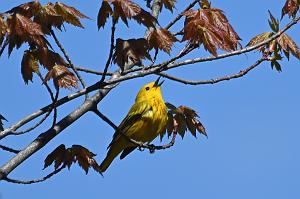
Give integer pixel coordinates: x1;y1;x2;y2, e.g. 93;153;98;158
182;3;241;56
44;144;101;174
113;38;152;70
161;0;177;12
44;65;78;89
21;50;39;84
281;0;300;19
147;28;177;54
97;0;113;29
277;33;300;60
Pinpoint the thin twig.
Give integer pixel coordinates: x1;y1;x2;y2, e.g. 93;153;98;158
52;89;59;127
50;29;88;96
37;71;55;101
0;145;20;154
75;66;114;76
165;0;200;30
99;17;117;83
159;57;267;85
10;110;52;136
92;109;176;152
3;165;65;184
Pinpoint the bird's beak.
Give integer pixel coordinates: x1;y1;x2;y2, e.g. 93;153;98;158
154;76;164;87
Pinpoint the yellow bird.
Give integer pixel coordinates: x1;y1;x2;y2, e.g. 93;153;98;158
99;78;168;172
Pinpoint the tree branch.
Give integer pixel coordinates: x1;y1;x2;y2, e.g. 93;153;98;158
159;57;268;85
1;13;299;179
0;145;20;154
0;78;118;180
3;165;65;184
10;110;52;136
1;14;298;140
75;66;114;76
100;17;117;83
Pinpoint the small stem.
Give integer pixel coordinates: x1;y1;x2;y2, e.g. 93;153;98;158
99;17;117;84
0;145;20;154
50;29;88;98
3;165;65;184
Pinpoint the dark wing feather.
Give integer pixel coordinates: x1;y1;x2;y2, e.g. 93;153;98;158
107;101;151;149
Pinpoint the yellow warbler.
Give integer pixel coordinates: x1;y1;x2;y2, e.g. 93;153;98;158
99;78;168;172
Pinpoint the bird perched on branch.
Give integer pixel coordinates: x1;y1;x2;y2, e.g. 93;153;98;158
99;77;168;172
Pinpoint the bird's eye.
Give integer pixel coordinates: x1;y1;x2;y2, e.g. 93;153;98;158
145;87;150;91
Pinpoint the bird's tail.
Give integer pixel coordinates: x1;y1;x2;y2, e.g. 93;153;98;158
99;140;126;173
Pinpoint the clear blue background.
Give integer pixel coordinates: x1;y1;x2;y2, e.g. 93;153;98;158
1;0;300;198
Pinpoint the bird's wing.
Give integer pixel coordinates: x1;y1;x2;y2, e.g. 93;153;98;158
108;101;152;148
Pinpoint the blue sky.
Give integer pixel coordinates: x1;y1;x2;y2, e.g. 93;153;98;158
1;0;300;199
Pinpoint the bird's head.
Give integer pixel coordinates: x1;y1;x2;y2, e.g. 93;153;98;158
135;77;164;102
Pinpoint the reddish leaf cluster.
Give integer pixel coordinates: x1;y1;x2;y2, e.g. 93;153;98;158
182;0;241;56
20;48;78;89
281;0;300;18
113;38;151;69
44;144;102;174
147;28;178;54
0;1;85;89
161;0;177;12
247;12;300;71
44;64;78;89
97;0;156;29
163;103;207;139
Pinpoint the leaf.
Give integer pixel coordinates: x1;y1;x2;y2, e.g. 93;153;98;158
276;33;300;60
271;60;282;72
33;3;65;33
193;118;207;137
44;144;102;174
112;0;141;26
132;8;156;28
247;32;273;47
7;1;42;18
97;0;113;29
147;28;177;54
72;145;100;174
165;102;177;111
186;117;197;138
162;0;176;12
44;65;78;89
44;144;67;170
246;32;273;53
182;5;241;56
6;13;48;55
174;113;187;138
21;50;39;84
54;2;89;28
268;11;279;32
101;0;156;28
113;38;152;70
281;0;299;19
165;104;207;139
0;16;8;43
33;48;66;70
